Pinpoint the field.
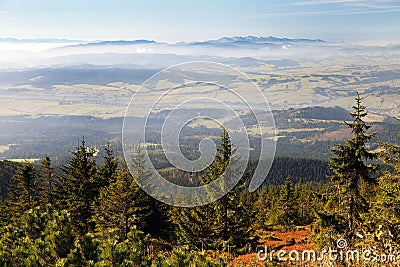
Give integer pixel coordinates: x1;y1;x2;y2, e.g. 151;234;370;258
0;47;399;119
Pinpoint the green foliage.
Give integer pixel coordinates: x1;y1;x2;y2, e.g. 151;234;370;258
93;166;147;240
374;118;400;224
270;176;301;227
365;119;400;257
252;186;279;230
57;139;100;236
7;161;38;218
39;155;55;206
0;205;76;266
95;227;152;267
0;100;399;265
98;143;118;188
161;247;228;267
294;182;316;225
315;93;378;247
129;146;171;240
171;129;255;253
0;160;19;201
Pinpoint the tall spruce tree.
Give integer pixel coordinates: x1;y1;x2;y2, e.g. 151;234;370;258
294;182;316;225
131;146;171;240
39;155;55;206
271;176;300;227
171;129;254;252
317;93;377;245
215;129;232;242
58;139;99;236
93;165;146;240
98;143;118;188
253;186;280;231
7;161;39;215
93;146;156;240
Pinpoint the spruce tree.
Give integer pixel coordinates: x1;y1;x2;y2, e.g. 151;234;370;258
294;182;316;225
171;129;254;252
7;161;38;215
93;146;156;240
58;139;99;236
170;202;216;249
93;166;145;240
370;119;400;249
131;146;171;240
253;186;279;231
98;143;118;188
39;155;55;206
318;93;377;244
271;176;300;227
215;129;232;242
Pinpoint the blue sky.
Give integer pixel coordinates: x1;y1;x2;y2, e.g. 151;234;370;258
0;0;399;42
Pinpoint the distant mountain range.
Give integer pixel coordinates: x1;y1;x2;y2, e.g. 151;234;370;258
53;35;325;52
183;36;325;45
0;36;325;46
87;36;325;47
0;37;84;43
82;39;158;46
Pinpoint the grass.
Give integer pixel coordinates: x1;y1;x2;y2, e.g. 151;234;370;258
0;56;399;119
230;225;315;266
187;117;221;129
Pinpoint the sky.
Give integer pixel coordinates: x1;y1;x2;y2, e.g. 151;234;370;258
0;0;399;42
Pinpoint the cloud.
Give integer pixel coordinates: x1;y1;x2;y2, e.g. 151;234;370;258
245;10;337;18
290;0;397;6
136;47;153;53
246;8;400;18
246;0;400;18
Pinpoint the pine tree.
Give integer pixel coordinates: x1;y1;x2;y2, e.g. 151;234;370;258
205;129;255;251
171;129;254;252
216;129;232;242
98;143;118;188
131;146;171;240
271;176;300;227
318;93;377;244
295;182;317;225
170;202;216;250
369;119;400;250
253;186;279;231
39;155;55;205
7;161;39;215
0;205;77;266
93;166;145;240
93;147;161;240
57;139;99;236
96;226;149;266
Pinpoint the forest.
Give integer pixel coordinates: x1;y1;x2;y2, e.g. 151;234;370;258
0;94;399;266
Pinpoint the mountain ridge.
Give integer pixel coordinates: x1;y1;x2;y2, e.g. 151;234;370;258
0;37;85;43
1;35;324;46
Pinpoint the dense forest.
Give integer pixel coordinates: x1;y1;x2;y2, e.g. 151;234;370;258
0;94;399;266
1;106;398;164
